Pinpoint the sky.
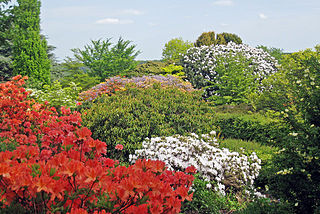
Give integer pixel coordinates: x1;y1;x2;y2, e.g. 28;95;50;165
39;0;320;61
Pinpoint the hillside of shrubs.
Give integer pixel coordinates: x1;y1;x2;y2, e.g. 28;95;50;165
1;1;320;213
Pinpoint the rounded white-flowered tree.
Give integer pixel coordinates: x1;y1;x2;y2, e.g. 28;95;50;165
181;42;278;104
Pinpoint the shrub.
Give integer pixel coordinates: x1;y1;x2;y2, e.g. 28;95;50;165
236;197;293;214
161;64;185;79
0;75;195;213
181;174;247;214
213;112;290;146
264;46;320;213
130;132;262;196
29;80;82;109
80;86;215;160
59;73;101;92
181;42;278;104
219;139;277;165
132;60;170;76
79;75;194;102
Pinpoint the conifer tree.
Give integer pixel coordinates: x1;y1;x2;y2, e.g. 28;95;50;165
12;0;50;88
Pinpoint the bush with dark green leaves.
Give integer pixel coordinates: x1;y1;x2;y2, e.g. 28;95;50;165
132;60;171;76
213;112;290;146
262;46;320;213
181;174;247;214
80;85;216;161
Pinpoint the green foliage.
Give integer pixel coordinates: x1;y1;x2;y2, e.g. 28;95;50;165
194;31;243;47
206;54;258;105
219;139;277;165
181;174;247;213
132;60;170;76
213;112;290;146
80;86;216;161
218;32;243;45
60;73;100;92
72;37;140;81
50;58;100;91
29;80;81;109
161;64;185;78
257;45;284;62
236;197;293;214
0;1;14;81
162;37;193;62
12;0;51;88
195;31;216;47
264;46;320;213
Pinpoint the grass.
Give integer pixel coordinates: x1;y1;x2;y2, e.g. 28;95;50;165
218;138;278;164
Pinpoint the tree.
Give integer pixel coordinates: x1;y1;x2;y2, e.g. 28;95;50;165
264;47;320;213
195;31;243;47
12;0;51;88
217;32;242;44
72;37;140;81
0;0;14;81
162;37;193;62
257;45;284;62
195;31;216;47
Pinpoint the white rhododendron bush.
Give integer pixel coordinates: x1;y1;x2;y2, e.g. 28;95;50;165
130;131;261;195
181;42;278;103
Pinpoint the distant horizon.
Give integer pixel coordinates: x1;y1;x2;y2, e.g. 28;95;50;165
39;0;320;62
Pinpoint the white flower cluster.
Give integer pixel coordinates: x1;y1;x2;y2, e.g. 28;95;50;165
130;131;261;195
181;42;278;97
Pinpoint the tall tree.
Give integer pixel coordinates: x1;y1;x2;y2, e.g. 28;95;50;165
0;0;14;81
12;0;51;88
195;31;216;47
72;37;140;81
162;37;193;62
217;32;242;44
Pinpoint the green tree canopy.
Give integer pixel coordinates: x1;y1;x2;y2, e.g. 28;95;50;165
217;32;242;44
72;37;140;81
195;31;216;47
162;37;193;62
195;31;243;47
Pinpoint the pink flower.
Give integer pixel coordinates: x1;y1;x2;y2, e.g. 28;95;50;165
115;144;124;151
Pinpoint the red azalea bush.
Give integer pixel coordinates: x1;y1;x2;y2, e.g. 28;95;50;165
0;75;195;213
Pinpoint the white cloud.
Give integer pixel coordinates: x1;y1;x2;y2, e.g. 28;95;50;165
259;13;268;19
121;9;144;15
220;23;229;27
95;18;134;25
212;0;234;6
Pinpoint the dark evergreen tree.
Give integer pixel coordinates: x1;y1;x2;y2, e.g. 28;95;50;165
0;0;14;81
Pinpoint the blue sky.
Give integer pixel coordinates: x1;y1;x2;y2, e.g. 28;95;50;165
40;0;320;61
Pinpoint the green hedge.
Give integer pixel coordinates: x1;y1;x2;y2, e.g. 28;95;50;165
80;85;216;160
214;112;290;146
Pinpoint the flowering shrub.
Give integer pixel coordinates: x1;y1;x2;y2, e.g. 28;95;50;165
181;42;278;104
79;75;194;101
29;80;82;109
80;86;216;161
130;131;261;195
264;46;320;213
0;76;195;213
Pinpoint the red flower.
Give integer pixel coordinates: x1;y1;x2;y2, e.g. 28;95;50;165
185;165;197;174
115;144;124;151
